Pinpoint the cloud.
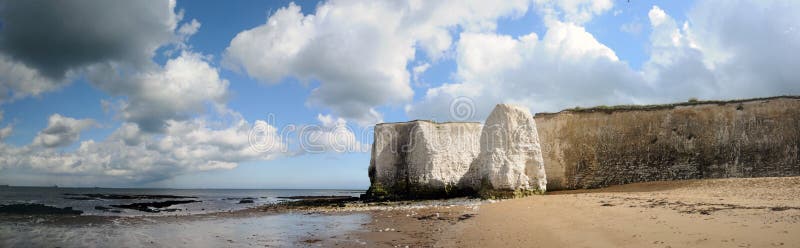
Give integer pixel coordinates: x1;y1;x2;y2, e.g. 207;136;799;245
0;0;230;140
641;1;800;102
31;114;96;148
410;0;800;120
411;62;431;87
224;0;531;125
0;125;11;141
408;20;643;121
620;20;643;35
88;51;229;133
534;0;613;24
0;110;287;185
0;0;179;80
0;110;6;141
296;114;368;154
110;123;146;146
640;6;717;102
683;0;800;99
0;0;219;123
0;55;66;102
0;0;283;185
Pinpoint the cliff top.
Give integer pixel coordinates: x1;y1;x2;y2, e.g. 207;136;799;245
535;95;800;116
375;119;482;126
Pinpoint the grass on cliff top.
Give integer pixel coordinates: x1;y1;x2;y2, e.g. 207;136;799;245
536;95;800;116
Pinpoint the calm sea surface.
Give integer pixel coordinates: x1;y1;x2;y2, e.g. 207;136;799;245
0;186;364;216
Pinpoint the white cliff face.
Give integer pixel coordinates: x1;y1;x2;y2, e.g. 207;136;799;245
368;104;546;199
369;121;482;197
474;104;547;192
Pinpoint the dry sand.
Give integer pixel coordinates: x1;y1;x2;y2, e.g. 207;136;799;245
347;177;800;247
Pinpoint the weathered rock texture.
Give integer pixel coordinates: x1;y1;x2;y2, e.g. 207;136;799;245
367;104;546;200
367;120;482;199
535;96;800;190
462;104;547;197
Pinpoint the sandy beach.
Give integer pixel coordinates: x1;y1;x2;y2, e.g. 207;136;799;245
346;177;800;247
2;177;798;247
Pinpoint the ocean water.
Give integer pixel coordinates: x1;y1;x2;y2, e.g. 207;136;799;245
0;186;364;216
0;187;371;247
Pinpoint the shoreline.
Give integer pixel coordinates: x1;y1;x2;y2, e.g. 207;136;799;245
321;176;800;247
0;194;486;246
2;177;799;247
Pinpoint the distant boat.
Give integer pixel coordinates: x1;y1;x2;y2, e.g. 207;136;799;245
51;185;59;188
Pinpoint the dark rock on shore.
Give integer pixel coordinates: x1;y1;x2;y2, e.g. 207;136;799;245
238;199;254;204
0;203;83;215
276;195;359;201
64;193;196;200
270;196;360;208
110;200;200;213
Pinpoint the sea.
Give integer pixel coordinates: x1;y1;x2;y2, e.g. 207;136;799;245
0;187;370;247
0;186;364;216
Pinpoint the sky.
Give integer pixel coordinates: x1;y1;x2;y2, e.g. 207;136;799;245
0;0;798;189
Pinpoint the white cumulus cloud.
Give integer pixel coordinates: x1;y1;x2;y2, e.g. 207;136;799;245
224;0;531;125
410;0;800;120
1;110;287;185
296;114;368;154
89;51;229;133
409;20;642;121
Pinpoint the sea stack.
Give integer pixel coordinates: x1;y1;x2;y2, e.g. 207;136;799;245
465;104;547;198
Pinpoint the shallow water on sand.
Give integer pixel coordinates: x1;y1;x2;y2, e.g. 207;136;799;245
0;213;370;247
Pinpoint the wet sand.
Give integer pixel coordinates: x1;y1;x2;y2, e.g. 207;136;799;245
346;177;800;247
3;177;798;247
0;211;370;247
0;196;481;247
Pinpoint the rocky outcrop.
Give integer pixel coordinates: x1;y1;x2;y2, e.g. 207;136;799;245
462;104;547;197
535;96;800;190
367;120;482;200
366;104;546;200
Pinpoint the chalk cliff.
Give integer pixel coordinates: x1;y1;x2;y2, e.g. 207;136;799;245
367;120;482;199
463;104;547;197
366;104;546;199
366;96;800;199
535;96;800;190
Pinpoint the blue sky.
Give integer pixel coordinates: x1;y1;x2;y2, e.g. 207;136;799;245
0;0;798;188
